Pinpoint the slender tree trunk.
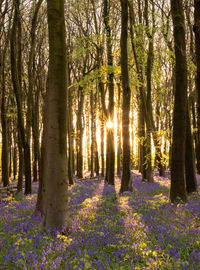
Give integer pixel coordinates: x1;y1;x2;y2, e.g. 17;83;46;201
117;83;121;176
90;90;94;177
138;104;145;175
100;111;104;176
13;135;17;180
35;87;48;214
9;135;12;177
0;50;9;187
67;84;73;185
194;0;200;174
185;107;197;193
104;0;115;185
170;0;188;202
129;0;147;179
32;88;40;182
28;0;43;183
144;0;153;182
120;0;132;193
77;87;84;178
191;97;199;171
94;93;99;176
43;0;69;231
10;0;32;194
17;132;23;193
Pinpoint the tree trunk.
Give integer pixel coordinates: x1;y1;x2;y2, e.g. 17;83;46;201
194;0;200;174
10;0;32;194
13;136;17;180
90;89;94;177
104;0;115;185
43;0;69;231
76;87;84;179
185;107;197;193
117;83;121;176
170;0;188;202
94;93;99;176
32;88;40;182
191;97;200;172
28;0;43;183
144;0;153;182
67;82;73;185
100;111;105;176
0;50;9;187
17;132;23;193
120;0;132;193
138;104;145;175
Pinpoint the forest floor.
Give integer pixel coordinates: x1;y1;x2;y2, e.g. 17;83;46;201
0;173;200;270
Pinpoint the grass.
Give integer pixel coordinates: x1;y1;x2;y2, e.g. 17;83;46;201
0;175;200;269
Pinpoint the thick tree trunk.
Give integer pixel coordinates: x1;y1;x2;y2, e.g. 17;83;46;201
120;0;132;193
170;0;188;202
43;0;69;231
194;0;200;174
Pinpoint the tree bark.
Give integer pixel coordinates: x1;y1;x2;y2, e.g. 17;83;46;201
194;0;200;174
43;0;69;231
120;0;132;193
0;49;9;187
100;111;105;176
10;0;32;195
185;107;197;193
76;87;84;178
67;75;73;185
170;0;188;202
94;93;99;176
104;0;115;185
117;83;121;176
28;0;43;183
90;89;94;177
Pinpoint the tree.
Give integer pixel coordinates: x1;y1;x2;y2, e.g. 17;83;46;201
28;0;43;183
120;0;132;193
103;0;115;185
43;0;70;231
10;0;32;195
194;0;200;174
170;0;188;202
185;109;197;193
0;0;10;187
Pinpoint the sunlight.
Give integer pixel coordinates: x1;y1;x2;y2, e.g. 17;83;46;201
106;119;114;129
